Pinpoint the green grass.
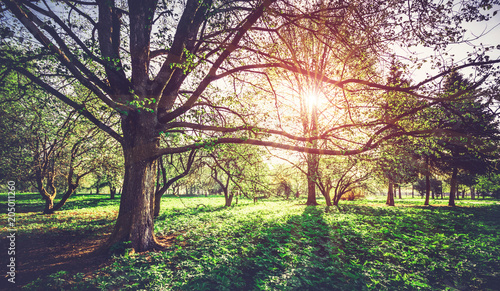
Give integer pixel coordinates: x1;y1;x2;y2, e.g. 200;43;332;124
2;193;499;290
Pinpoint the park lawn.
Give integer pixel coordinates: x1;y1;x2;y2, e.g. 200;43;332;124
1;193;499;290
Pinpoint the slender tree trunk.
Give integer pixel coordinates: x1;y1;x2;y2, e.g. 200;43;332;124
398;185;402;199
153;191;163;217
424;171;431;206
448;168;458;207
110;186;116;199
52;184;77;210
412;184;414;198
386;179;395;206
471;186;475;200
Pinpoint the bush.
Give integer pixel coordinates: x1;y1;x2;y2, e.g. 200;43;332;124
340;189;365;201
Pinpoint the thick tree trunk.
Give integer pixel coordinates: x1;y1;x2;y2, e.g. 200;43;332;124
321;188;333;206
306;178;318;205
43;195;55;214
448;168;458;207
102;112;160;253
224;190;234;207
305;153;319;205
386;179;395;206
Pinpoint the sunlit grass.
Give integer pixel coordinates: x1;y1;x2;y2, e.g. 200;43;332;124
4;193;499;290
0;193;118;236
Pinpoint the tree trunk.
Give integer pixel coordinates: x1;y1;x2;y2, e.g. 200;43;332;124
40;178;79;214
424;172;430;206
398;185;402;199
321;188;333;206
448;168;458;207
471;186;475;200
153;194;162;217
306;178;318;205
110;186;116;199
102;112;160;253
386;179;395;206
49;184;78;213
224;190;234;207
305;153;319;205
43;195;55;214
95;177;101;195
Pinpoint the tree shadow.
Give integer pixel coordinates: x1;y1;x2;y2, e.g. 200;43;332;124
178;205;368;290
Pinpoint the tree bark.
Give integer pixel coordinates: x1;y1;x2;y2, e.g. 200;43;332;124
101;112;160;253
43;194;55;214
448;167;458;207
110;186;116;199
471;186;475;200
224;191;234;207
386;178;395;206
322;188;333;206
305;153;319;205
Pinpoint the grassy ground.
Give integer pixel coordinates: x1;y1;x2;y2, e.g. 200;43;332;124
1;193;499;290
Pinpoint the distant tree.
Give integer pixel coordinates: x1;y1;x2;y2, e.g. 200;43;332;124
0;75;113;213
204;145;269;207
153;149;198;217
316;156;371;206
475;173;500;199
430;72;500;206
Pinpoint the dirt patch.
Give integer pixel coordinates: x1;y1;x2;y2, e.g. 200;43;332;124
0;225;180;290
1;228;113;290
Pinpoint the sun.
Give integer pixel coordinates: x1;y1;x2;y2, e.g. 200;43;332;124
304;89;318;111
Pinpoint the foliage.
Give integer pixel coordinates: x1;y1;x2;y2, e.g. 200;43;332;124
476;173;500;198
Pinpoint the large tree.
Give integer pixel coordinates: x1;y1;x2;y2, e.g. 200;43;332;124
2;0;499;252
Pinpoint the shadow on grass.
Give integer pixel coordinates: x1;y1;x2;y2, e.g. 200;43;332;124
178;206;367;291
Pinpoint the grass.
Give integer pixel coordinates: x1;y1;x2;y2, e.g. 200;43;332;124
1;193;499;290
